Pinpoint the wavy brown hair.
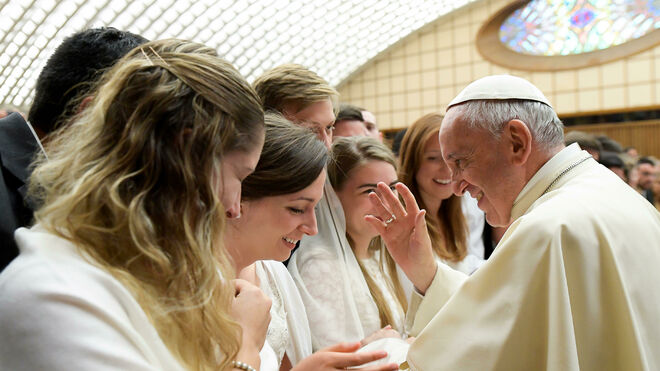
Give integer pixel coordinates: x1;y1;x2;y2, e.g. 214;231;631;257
328;136;408;328
29;39;264;370
398;113;467;262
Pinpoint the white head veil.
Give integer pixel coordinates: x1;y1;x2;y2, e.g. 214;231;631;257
287;178;378;349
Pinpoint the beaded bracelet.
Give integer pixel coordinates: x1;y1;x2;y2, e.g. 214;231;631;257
231;360;256;371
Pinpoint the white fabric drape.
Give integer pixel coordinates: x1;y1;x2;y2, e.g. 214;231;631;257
0;226;186;370
288;179;408;350
256;260;313;367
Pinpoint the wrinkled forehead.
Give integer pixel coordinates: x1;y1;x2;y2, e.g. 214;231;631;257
439;106;464;138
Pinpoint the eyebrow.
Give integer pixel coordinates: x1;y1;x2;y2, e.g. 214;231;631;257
357;180;398;189
291;196;315;202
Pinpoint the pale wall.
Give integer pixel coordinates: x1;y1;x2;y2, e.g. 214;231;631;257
336;0;660;130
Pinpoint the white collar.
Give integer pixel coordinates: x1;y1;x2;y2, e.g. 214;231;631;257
511;143;591;220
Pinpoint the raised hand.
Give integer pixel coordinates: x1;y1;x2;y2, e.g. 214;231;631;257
364;182;437;294
291;342;399;371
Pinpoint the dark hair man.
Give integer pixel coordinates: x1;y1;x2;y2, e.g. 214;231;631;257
0;27;147;271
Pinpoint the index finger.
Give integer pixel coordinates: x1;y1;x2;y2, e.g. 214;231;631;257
331;350;388;368
377;182;406;218
395;182;420;215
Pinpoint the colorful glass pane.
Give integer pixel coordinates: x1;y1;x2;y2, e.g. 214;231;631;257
499;0;660;56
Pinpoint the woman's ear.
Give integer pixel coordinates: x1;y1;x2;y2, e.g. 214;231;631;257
505;119;532;166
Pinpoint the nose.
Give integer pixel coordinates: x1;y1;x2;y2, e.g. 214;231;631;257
225;191;241;219
452;178;468;196
299;211;318;236
319;130;332;150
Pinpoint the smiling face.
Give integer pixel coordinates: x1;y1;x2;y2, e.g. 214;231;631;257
226;170;326;267
415;131;454;208
439;109;521;227
284;98;336;149
335;160;398;242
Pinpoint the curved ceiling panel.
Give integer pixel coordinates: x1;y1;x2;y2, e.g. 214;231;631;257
0;0;476;109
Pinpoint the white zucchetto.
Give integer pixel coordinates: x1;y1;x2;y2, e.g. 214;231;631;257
448;74;552;108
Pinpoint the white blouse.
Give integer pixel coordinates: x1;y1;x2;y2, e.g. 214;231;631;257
255;260;313;367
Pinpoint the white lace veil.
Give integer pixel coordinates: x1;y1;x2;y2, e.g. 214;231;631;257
287;178;376;349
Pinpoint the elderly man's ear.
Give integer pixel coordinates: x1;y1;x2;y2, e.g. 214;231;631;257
505;119;532;166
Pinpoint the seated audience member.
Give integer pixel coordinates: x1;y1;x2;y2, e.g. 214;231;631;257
624;145;639;161
596;134;624;153
653;172;660;212
564;130;602;161
333;104;369;138
599;151;628;182
361;108;382;141
289;136;410;350
225;113;400;371
0;39;271;371
253;64;338;149
636;157;657;204
333;104;382;141
0;27;147;271
397;113;485;273
366;75;660;370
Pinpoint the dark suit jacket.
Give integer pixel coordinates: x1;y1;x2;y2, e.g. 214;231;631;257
642;189;655;205
0;113;42;271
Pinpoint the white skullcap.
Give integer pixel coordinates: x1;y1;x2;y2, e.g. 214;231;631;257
448;74;552;108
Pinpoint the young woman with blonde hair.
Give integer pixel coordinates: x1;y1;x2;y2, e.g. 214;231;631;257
0;39;270;371
398;112;484;274
289;136;411;351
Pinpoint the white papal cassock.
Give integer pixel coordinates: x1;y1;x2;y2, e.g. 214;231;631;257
404;144;660;370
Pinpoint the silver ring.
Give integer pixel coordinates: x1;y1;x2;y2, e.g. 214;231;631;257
384;215;396;225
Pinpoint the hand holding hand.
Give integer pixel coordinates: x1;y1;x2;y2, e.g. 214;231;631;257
365;182;437;294
291;342;398;371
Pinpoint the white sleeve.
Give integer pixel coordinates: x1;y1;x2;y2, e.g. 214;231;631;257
0;261;180;370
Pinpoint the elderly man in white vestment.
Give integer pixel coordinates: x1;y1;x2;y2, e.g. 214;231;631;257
367;75;660;370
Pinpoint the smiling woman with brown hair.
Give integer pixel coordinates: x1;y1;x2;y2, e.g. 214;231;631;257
397;113;484;274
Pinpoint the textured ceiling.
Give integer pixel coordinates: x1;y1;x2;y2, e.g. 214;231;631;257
0;0;476;109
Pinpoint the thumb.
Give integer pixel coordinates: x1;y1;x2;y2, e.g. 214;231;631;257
319;341;361;354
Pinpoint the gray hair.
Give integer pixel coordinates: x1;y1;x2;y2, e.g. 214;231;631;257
449;100;564;151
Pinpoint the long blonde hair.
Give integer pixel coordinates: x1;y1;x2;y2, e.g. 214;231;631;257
29;39;264;370
328;136;408;328
398;113;467;262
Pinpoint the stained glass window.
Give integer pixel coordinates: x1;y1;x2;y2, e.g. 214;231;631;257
499;0;660;56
